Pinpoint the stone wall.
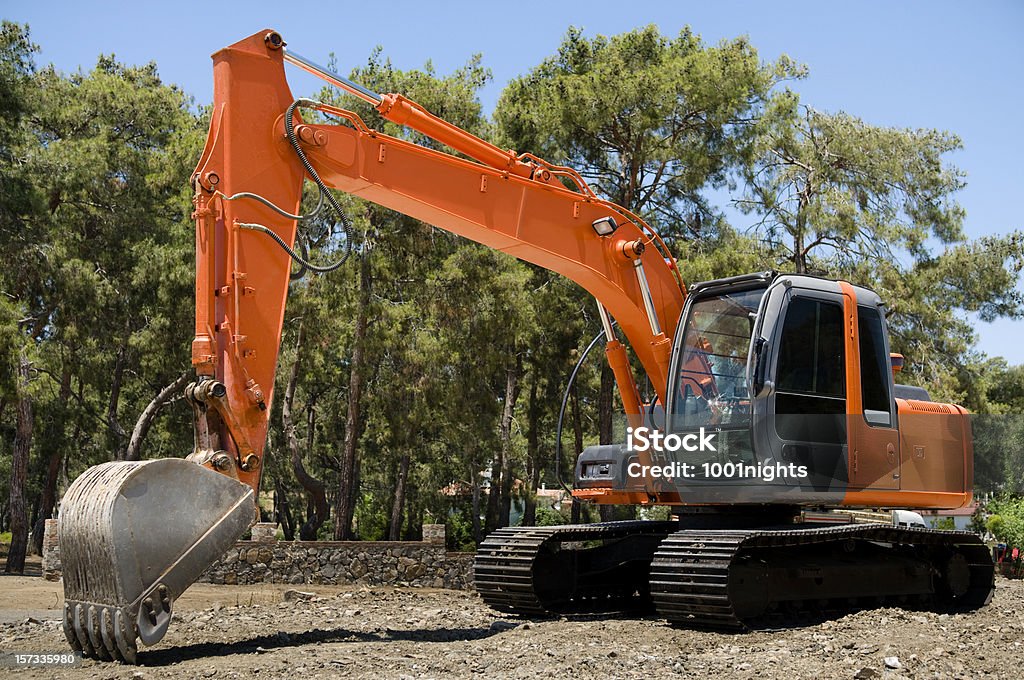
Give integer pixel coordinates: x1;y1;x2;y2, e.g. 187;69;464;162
41;520;475;591
199;540;475;590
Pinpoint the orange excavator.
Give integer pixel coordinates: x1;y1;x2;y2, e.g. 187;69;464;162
57;30;994;663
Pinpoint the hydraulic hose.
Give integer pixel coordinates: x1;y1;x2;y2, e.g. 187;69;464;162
554;324;616;496
237;222;347;274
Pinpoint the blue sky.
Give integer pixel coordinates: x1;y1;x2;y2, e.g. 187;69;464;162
5;0;1023;363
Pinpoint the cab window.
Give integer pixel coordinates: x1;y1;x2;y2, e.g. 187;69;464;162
776;297;845;400
858;305;894;427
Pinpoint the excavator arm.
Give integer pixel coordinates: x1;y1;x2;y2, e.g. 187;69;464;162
58;29;685;661
188;30;686;497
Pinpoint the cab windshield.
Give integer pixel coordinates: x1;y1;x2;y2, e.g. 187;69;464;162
669;287;765;434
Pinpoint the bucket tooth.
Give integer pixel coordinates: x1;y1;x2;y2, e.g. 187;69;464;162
114;609;138;664
72;603;93;657
59;458;255;662
86;606;108;660
100;608;121;662
62;603;81;653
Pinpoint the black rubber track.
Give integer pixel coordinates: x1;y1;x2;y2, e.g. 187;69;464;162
476;521;995;631
650;524;995;630
474;521;676;616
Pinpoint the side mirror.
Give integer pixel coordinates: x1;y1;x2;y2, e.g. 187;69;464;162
752;337;770;397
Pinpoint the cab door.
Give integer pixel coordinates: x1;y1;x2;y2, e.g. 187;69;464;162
841;284;900;490
765;287;850;492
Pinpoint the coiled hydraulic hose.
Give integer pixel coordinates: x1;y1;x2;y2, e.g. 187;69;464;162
217;99;354;279
281;98;353;277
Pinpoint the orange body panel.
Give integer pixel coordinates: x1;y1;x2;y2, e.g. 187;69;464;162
837;285;971;510
839;282;901;492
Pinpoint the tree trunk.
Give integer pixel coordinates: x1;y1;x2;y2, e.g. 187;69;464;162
107;344;128;458
403;491;420;540
793;209;808;274
30;450;60;556
487;356;522;533
522;372;540;527
570;498;582;523
124;369;191;461
350;456;362;538
5;351;33;574
497;358;521;529
283;319;329;540
334;249;372;540
570;384;584;523
470;460;482;543
388;453;410;541
31;367;72;555
484;449;502;533
274;476;296;541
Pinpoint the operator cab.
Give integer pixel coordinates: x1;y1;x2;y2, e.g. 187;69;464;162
577;271;905;506
663;271;900;502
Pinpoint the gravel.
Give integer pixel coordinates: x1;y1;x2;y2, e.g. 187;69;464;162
1;578;1022;678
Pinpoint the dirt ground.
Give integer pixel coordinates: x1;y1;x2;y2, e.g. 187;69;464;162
0;572;1021;679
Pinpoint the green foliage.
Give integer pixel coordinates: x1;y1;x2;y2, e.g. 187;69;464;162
445;509;479;552
17;55;202;469
0;21;36;116
0;28;203;539
316;519;335;542
986;514;1005;539
496;25;804;242
638;505;672;521
932;517;956;531
973;414;1024;494
0;23;38;401
969;505;987;535
740;108;968;270
0;21;37;212
354;492;388;541
987;497;1024;548
534;505;571;527
738;105;1024;407
983;497;1024;548
0;296;21;398
965;358;1024;493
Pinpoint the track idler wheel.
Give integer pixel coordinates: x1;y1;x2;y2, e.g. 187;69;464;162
60;459;255;662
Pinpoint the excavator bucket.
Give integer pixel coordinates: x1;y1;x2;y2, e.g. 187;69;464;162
59;458;255;662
